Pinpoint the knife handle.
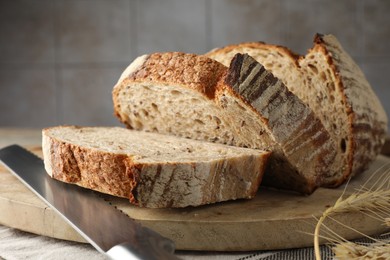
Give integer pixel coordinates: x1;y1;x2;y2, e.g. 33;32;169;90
106;241;179;260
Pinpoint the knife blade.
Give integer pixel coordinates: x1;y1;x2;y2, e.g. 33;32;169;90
0;145;179;260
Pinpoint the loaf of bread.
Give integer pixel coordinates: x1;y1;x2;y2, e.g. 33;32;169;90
43;34;387;208
206;34;388;188
113;52;338;194
42;126;270;208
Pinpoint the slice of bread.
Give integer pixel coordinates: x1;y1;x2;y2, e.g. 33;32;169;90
113;52;338;194
42;126;270;208
298;34;388;186
206;34;388;188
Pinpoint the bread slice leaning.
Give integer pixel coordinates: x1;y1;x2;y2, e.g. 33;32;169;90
42;126;270;208
113;52;338;194
205;34;388;188
298;34;388;186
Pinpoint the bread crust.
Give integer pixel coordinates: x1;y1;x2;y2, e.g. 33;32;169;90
114;52;226;99
113;52;227;128
43;127;136;199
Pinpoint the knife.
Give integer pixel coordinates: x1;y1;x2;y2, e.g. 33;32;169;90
0;145;179;260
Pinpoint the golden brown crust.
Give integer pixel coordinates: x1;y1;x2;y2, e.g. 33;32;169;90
44;130;134;199
113;52;228;128
122;52;226;99
48;139;81;183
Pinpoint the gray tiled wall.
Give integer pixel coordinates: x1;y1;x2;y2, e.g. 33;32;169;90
0;0;389;128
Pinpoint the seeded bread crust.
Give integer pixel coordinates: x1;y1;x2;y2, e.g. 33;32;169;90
113;52;338;194
43;126;270;208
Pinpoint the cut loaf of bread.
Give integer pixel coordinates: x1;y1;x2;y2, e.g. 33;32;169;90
42;126;270;208
113;52;338;194
206;34;388;187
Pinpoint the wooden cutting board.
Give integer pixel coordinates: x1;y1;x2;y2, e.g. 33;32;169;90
1;145;390;251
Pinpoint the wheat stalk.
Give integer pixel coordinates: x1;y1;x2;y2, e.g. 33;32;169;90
333;241;390;259
314;163;390;260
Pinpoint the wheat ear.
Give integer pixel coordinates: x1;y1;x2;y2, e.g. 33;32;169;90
314;163;390;260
